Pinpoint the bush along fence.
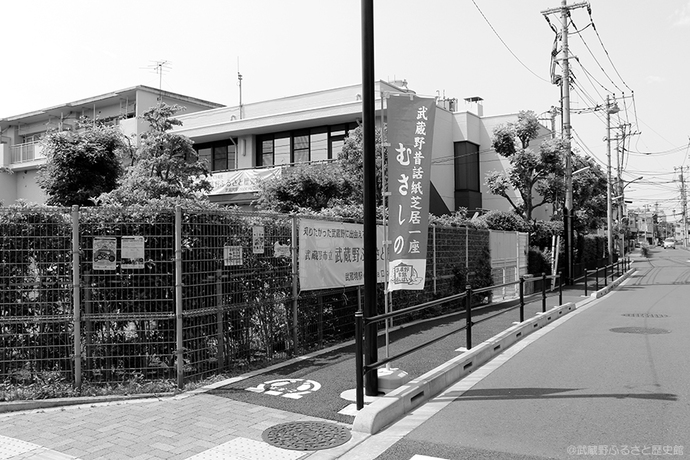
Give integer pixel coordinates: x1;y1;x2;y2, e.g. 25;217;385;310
0;205;507;389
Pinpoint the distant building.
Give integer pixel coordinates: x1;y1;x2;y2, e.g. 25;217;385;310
1;81;553;220
0;86;223;204
173;80;552;217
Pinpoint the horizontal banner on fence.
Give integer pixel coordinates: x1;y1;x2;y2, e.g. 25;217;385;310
299;219;386;291
209;167;282;195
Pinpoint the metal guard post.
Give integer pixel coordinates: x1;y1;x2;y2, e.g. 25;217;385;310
584;269;588;296
558;272;563;305
604;264;608;286
465;285;473;350
519;277;525;323
541;273;547;313
355;311;364;410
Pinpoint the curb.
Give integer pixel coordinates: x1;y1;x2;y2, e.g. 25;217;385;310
0;392;173;415
352;267;635;435
351;301;577;435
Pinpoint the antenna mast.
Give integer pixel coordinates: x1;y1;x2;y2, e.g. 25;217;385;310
237;57;243;119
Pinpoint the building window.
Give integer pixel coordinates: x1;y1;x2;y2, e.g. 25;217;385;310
194;140;237;172
293;130;310;163
257;123;357;166
454;141;480;191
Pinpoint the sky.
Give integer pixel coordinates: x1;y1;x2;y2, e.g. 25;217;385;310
2;0;689;219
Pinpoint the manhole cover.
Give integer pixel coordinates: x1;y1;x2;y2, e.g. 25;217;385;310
610;327;670;334
622;313;669;318
262;421;351;451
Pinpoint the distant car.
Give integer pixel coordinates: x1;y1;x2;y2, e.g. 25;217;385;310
663;238;676;249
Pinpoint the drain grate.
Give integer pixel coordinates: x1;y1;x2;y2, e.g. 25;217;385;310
262;421;351;451
622;313;668;318
610;327;670;334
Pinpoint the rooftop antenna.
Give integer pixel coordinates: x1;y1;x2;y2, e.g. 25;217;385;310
144;60;172;104
237;57;243;119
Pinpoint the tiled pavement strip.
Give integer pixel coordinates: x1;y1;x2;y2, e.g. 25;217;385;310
0;265;634;460
0;392;347;460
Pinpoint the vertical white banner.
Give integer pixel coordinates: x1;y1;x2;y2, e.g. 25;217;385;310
387;94;436;291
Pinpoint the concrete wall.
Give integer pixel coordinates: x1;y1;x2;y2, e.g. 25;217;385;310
0;170;16;204
13;170;46;204
431;107;455;212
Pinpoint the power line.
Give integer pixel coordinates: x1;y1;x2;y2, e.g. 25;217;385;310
586;5;634;94
471;0;550;83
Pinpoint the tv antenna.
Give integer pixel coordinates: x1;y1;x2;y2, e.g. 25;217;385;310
144;60;172;102
237;57;243;119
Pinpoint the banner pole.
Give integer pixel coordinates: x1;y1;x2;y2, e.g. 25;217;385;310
361;0;378;397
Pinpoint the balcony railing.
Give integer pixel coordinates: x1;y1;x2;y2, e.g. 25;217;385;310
11;142;45;164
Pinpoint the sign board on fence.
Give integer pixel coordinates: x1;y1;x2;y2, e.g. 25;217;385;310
93;237;117;270
224;246;243;266
299;219;386;291
274;241;291;258
252;226;265;254
121;236;145;269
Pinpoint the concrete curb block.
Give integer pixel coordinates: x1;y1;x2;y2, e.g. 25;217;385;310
589;268;634;299
0;393;173;414
352;301;577;435
351;267;635;435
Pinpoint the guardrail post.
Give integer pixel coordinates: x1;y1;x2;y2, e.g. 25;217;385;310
519;277;525;323
465;285;473;350
355;310;364;410
541;273;547;313
595;266;599;291
584;269;588;296
558;272;563;305
604;264;608;286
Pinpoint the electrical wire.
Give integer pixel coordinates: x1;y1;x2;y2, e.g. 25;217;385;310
470;0;550;83
586;5;634;94
569;17;623;94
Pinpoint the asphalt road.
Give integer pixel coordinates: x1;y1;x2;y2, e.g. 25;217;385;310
206;289;565;424
370;248;690;460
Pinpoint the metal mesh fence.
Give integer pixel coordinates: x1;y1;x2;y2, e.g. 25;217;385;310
79;208;177;383
0;207;73;383
1;206;511;387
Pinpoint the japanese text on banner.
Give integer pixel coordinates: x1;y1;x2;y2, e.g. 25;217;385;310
386;95;436;291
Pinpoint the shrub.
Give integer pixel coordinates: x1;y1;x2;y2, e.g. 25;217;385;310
528;246;552;275
477;210;529;232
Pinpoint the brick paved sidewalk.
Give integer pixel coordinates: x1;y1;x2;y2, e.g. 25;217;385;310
0;391;351;460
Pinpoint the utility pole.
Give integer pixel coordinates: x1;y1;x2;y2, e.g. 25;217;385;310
542;0;588;284
677;167;689;248
605;95;619;264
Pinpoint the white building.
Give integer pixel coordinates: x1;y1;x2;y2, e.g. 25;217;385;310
1;81;552;219
0;86;222;204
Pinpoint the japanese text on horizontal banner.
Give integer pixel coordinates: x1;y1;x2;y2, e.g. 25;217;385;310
299;219;386;291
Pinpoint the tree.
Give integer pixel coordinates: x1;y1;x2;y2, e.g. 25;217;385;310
256;163;354;213
97;103;212;206
338;125;387;207
256;125;386;213
485;110;566;221
543;153;608;233
37;118;128;206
